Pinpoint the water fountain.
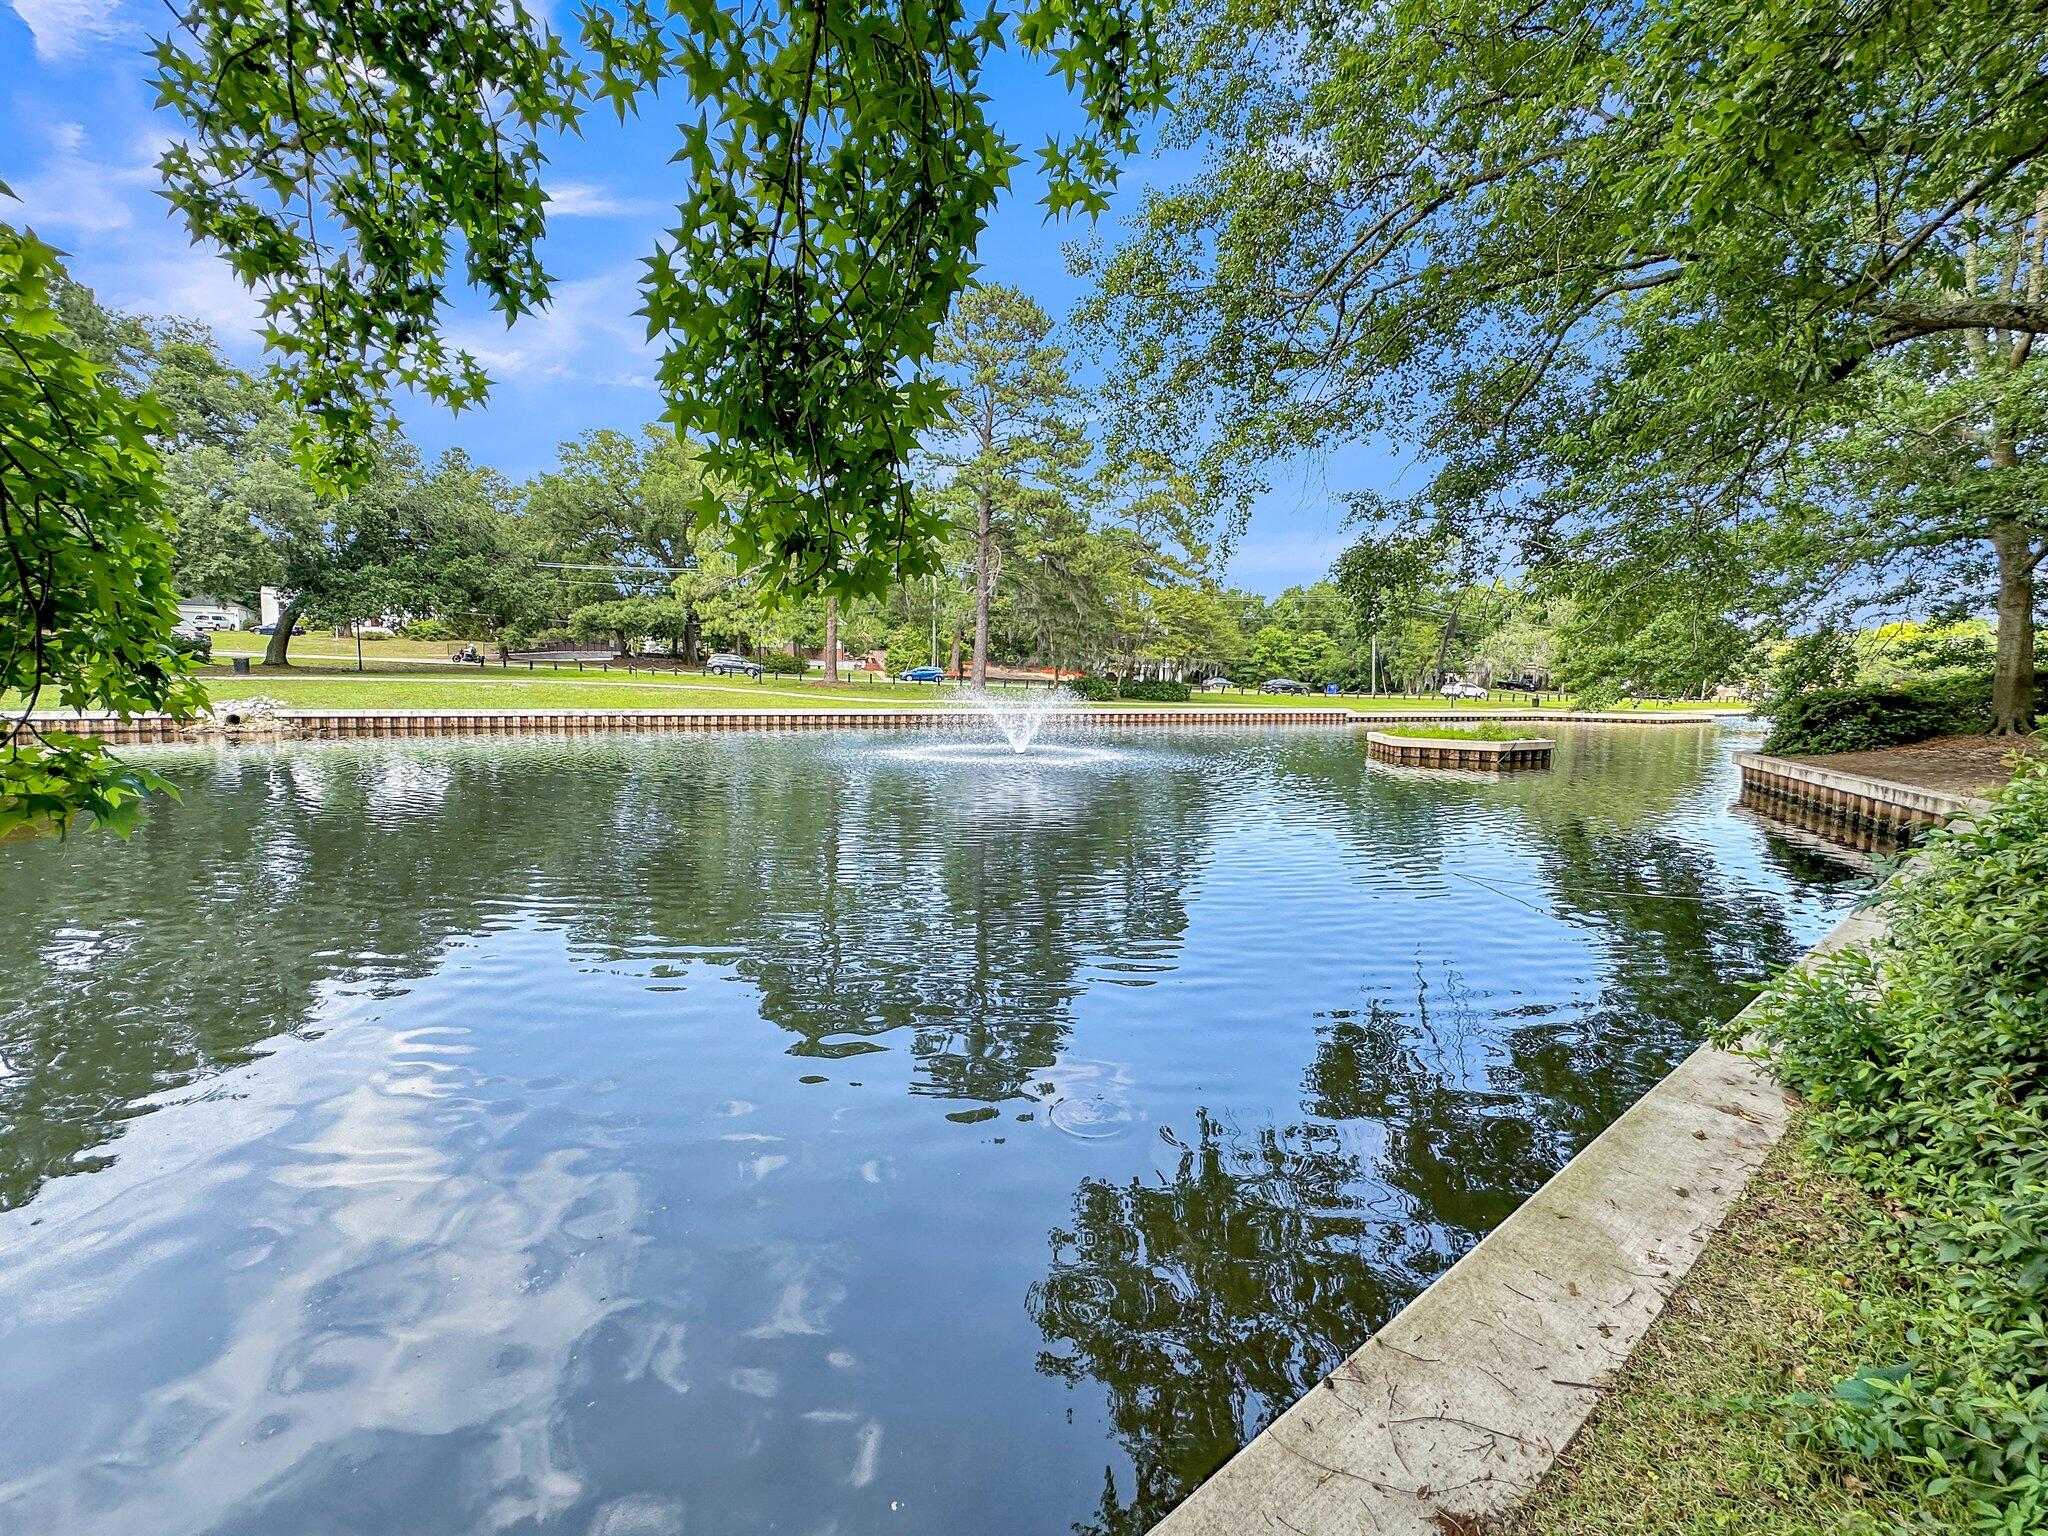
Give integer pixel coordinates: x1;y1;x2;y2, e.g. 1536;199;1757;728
959;685;1078;753
876;683;1120;768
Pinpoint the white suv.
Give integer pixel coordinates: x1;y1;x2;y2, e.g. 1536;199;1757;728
1438;680;1488;700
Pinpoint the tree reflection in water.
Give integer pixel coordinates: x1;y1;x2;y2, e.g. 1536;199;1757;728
0;727;1865;1536
1029;808;1853;1534
1029;1109;1408;1536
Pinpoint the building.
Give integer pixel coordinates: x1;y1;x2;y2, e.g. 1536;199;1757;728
175;594;254;631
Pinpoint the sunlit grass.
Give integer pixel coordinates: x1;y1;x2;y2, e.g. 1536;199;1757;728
1493;1133;1958;1536
1376;721;1549;741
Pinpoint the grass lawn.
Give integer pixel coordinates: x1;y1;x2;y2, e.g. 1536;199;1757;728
17;661;1758;714
210;630;486;663
178;667;1351;712
176;668;1748;713
1489;1129;1958;1536
1376;721;1550;741
38;633;1753;714
195;668;957;711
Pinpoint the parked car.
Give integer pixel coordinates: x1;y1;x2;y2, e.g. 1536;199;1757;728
899;665;946;683
1260;678;1310;695
704;652;764;678
1438;680;1489;700
1198;677;1234;692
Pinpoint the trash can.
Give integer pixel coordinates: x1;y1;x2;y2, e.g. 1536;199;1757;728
232;656;252;675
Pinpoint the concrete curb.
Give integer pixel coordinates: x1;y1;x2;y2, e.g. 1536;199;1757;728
1150;900;1888;1536
1353;710;1728;726
1366;729;1555;769
1736;751;1989;837
25;707;1731;746
23;706;1354;744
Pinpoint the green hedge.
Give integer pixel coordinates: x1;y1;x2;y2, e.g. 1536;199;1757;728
757;651;807;675
1760;677;1991;756
1725;758;2048;1532
1061;676;1194;702
1116;678;1191;702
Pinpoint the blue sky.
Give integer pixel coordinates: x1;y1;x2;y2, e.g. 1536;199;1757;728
1;1;1410;593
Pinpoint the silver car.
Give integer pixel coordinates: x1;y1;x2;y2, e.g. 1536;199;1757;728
705;652;764;678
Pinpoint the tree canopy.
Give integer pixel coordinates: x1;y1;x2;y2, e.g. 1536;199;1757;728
1;216;203;837
1083;0;2048;727
154;0;1167;598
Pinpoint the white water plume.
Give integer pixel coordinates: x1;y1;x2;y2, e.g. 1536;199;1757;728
956;685;1079;754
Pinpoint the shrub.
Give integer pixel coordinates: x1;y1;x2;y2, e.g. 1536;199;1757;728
757;651;807;675
1724;757;2048;1533
1116;678;1191;703
1767;628;1859;698
1066;674;1118;701
506;624;575;650
399;617;453;641
1760;677;1992;756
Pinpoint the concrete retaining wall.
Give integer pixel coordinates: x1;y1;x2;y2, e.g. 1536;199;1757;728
1149;899;1889;1536
28;706;1734;746
1736;752;1986;840
25;706;1357;745
1366;730;1555;769
1351;709;1727;726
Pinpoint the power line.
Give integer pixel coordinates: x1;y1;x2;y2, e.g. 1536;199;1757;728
535;560;698;575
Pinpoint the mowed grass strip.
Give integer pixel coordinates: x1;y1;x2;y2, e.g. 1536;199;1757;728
1378;721;1548;741
197;675;938;711
1486;1131;1960;1536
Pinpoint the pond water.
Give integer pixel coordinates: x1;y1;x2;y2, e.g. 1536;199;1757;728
0;723;1863;1536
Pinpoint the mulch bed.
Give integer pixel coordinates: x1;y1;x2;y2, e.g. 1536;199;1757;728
1790;732;2041;798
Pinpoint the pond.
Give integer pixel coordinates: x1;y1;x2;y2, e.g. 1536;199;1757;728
0;723;1862;1536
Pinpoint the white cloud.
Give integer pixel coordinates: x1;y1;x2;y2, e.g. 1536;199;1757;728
9;121;155;236
9;0;129;62
544;180;666;219
106;239;267;340
449;264;659;390
5;119;262;342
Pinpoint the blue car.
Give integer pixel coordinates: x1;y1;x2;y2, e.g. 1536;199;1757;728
899;665;946;683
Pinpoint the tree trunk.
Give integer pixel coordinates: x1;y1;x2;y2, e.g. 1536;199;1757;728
1989;518;2039;734
824;596;840;684
263;595;306;666
1431;598;1463;686
971;488;992;689
683;612;702;666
